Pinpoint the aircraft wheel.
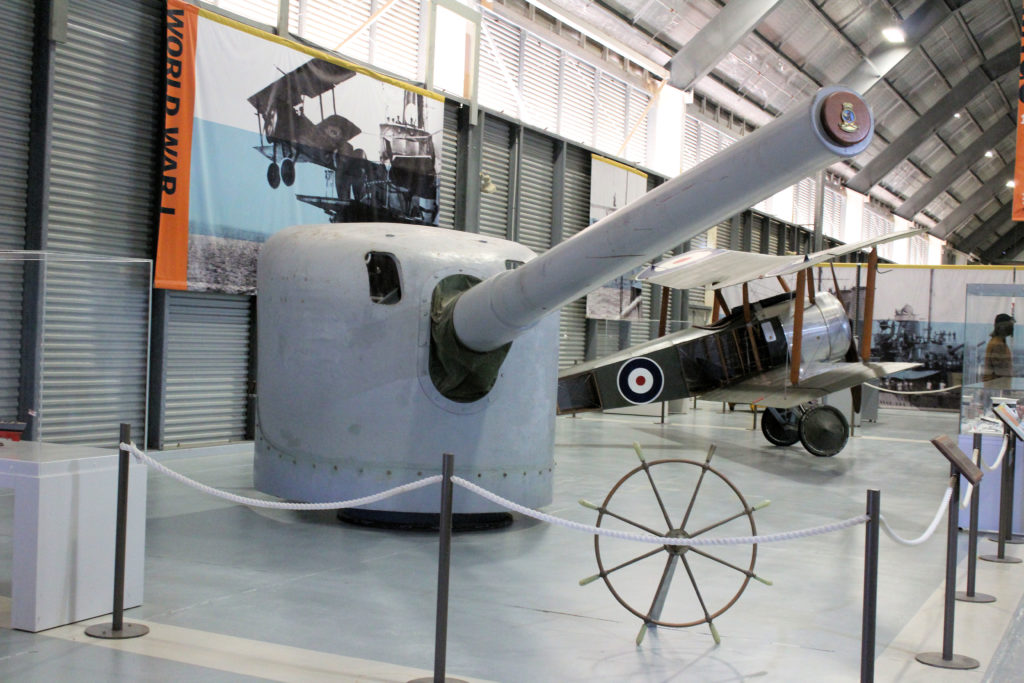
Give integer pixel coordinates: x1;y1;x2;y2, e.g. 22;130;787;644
267;162;281;189
761;408;800;446
588;448;759;640
281;158;295;186
798;405;849;457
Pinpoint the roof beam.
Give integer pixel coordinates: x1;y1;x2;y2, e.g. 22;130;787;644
839;1;951;93
896;116;1015;219
933;165;1014;239
668;0;785;90
846;45;1017;194
952;202;1013;255
979;216;1024;262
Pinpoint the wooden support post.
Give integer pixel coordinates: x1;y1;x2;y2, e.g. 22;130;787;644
860;248;878;362
790;270;806;387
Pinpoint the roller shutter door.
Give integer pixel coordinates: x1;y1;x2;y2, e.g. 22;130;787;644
479;116;512;238
41;0;163;445
0;0;33;422
162;292;251;447
438;101;459;229
516;129;554;252
557;145;589;368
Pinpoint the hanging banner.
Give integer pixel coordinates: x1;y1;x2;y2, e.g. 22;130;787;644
1015;0;1024;221
156;0;444;293
585;155;648;320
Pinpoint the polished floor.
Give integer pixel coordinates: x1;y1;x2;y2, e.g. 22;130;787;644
1;402;1023;682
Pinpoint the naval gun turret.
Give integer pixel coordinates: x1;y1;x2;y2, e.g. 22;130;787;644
254;86;873;523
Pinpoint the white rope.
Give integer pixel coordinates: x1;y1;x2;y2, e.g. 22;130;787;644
961;447;979;509
863;384;961;395
879;485;952;546
976;434;1010;472
452;476;868;546
123;442;442;510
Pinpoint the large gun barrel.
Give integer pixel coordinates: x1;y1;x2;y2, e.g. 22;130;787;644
453;85;873;352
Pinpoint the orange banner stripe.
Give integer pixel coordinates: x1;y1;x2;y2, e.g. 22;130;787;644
154;0;198;290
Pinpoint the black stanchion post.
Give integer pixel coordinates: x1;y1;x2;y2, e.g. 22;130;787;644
861;489;879;683
410;453;465;683
915;470;978;669
86;423;149;639
981;428;1021;564
958;433;995;602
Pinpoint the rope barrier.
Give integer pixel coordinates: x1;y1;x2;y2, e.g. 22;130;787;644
879;485;952;546
863;384;961;396
122;442;442;511
961;447;979;509
977;434;1009;472
452;476;868;546
124;443;954;549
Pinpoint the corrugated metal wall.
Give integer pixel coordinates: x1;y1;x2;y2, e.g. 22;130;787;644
40;0;163;445
161;292;251;448
438;101;459;229
516;129;554;252
479;116;513;238
0;0;33;421
558;144;589;368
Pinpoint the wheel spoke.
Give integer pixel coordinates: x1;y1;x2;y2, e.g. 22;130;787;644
597;506;666;537
640;461;674;529
597;546;666;580
687;507;750;539
689;546;755;579
679;554;714;626
679;445;716;531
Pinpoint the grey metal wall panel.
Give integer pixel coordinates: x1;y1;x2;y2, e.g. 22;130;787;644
0;0;33;421
479;117;512;238
162;291;251;447
40;0;163;446
438;101;459;229
557;144;590;368
516;129;554;253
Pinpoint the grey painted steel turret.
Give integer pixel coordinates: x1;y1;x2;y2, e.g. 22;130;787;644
254;85;874;515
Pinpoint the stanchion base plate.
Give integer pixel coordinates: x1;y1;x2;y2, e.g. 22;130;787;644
979;554;1022;564
915;652;979;669
85;623;149;639
985;535;1024;545
408;678;468;682
955;591;996;603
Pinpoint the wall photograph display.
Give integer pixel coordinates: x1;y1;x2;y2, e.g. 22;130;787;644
157;0;444;293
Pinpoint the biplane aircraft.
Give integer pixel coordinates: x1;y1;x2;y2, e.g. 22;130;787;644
557;230;925;456
247;58;438;223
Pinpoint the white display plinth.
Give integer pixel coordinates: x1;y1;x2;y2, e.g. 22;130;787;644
0;440;146;632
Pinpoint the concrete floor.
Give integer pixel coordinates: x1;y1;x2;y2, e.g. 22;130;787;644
1;402;1022;681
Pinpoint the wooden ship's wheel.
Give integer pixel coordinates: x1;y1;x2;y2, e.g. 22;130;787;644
581;444;769;644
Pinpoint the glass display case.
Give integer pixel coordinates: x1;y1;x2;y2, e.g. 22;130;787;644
960;283;1024;434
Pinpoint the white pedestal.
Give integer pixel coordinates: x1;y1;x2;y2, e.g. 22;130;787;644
0;440;146;632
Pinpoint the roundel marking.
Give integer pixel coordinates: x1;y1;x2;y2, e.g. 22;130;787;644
616;357;664;405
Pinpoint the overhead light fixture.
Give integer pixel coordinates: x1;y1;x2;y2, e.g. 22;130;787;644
1007;180;1016;188
882;26;906;43
985;150;995;158
953;112;961;119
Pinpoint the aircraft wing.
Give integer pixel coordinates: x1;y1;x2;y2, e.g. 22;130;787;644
248;59;358;111
636;228;925;291
700;361;920;409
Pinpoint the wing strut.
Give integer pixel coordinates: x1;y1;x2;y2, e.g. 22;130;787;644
790;269;806;387
860;247;878;362
741;283;763;372
712;290;728;323
776;276;790;293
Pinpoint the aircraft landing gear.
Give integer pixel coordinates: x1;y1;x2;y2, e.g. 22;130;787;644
281;157;296;186
267;161;281;189
760;404;849;457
